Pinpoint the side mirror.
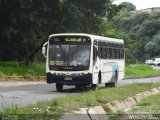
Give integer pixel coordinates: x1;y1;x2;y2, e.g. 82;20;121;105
42;42;48;58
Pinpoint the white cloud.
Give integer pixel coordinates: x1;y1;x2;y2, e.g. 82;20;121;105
113;0;160;10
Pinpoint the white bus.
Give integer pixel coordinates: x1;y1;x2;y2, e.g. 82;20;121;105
42;33;125;91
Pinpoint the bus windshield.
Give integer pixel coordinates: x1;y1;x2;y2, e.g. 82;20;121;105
49;36;91;70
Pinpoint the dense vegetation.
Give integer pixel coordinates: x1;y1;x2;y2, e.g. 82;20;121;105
0;0;135;65
0;1;160;64
0;61;45;80
0;62;160;80
0;0;110;63
113;4;160;62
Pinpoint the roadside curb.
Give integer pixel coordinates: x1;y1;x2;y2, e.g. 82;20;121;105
71;106;108;120
69;87;160;120
105;87;160;112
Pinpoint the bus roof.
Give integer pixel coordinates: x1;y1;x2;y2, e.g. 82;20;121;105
49;33;124;44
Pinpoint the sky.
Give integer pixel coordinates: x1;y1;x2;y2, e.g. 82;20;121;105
113;0;160;10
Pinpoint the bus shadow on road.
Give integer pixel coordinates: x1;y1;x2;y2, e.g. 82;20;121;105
54;88;90;93
53;85;109;93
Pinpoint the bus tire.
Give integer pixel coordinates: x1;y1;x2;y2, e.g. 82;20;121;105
91;84;97;90
113;71;118;87
105;83;111;87
56;83;63;91
105;71;118;87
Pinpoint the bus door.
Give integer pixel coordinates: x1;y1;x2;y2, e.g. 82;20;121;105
92;45;99;84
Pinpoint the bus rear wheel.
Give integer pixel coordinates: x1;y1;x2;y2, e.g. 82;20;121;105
112;72;118;87
56;83;63;91
105;72;118;87
105;83;112;87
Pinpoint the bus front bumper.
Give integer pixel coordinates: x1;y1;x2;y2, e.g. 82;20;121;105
46;73;92;85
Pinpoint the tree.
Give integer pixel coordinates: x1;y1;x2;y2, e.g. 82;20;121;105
0;0;53;66
0;0;113;64
145;32;160;57
112;5;160;62
118;2;136;13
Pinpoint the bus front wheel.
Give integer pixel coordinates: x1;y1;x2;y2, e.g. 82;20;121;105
56;83;63;91
91;84;97;90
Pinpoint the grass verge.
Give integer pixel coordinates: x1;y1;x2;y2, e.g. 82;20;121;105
0;62;160;80
131;93;160;114
0;61;45;81
1;83;160;119
125;64;160;78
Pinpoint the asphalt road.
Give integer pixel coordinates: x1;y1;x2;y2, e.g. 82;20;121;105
0;76;160;111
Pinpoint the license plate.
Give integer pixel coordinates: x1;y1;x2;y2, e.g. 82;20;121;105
64;77;72;80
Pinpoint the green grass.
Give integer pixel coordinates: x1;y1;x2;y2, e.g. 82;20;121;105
131;93;160;114
2;83;160;118
125;64;160;78
0;61;45;80
0;61;160;80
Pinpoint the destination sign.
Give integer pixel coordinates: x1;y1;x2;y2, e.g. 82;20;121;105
50;36;91;44
65;38;81;42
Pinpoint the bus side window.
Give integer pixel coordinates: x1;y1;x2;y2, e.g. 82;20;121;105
102;47;106;59
120;49;124;59
93;46;98;65
115;49;119;59
98;47;102;59
93;46;97;60
106;48;111;59
111;48;115;59
117;49;120;59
